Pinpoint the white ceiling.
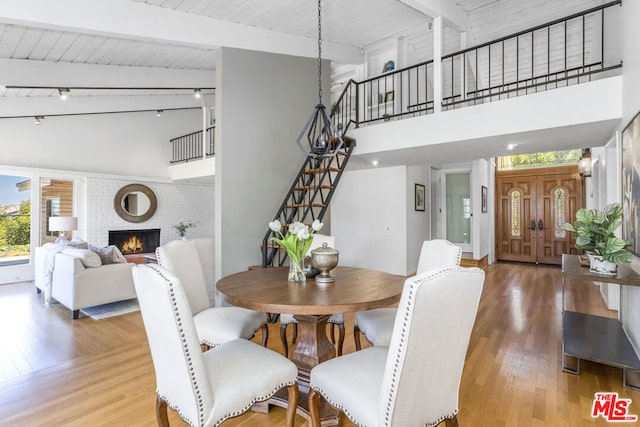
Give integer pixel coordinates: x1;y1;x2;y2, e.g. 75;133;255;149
0;0;612;164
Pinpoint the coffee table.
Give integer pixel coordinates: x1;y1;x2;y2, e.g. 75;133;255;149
216;266;404;425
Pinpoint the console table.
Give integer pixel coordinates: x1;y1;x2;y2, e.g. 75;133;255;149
561;254;640;389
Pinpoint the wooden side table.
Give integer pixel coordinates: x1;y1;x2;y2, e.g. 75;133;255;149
561;254;640;389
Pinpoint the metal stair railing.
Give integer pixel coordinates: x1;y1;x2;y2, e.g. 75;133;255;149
261;137;355;267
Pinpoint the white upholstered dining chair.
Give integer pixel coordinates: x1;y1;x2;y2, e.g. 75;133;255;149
156;239;269;348
132;264;299;427
280;234;345;357
309;267;484;427
353;239;462;350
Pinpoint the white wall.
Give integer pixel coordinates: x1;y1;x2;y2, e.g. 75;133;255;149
406;164;431;274
620;0;640;353
331;165;408;275
215;48;329;283
472;158;490;260
85;177;214;246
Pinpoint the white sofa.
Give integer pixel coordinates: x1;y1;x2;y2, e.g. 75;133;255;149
35;246;136;319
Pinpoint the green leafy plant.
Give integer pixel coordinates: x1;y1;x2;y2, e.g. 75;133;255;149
173;221;196;238
564;203;632;264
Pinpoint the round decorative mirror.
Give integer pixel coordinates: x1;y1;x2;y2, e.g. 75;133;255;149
114;184;157;223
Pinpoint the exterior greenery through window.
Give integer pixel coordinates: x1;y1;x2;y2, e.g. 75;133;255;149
0;201;30;258
497;149;582;170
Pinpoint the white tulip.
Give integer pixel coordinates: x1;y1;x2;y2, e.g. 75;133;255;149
311;219;323;232
297;226;310;240
269;220;282;233
289;221;303;234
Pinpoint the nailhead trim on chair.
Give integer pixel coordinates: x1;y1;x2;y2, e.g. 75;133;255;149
148;263;204;427
448;240;463;266
383;266;459;427
281;315;344;325
148;263;296;427
212;380;297;427
311;266;461;427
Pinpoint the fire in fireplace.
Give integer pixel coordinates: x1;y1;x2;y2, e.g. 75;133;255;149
108;229;160;255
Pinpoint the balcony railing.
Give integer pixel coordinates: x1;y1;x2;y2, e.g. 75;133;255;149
170;126;214;164
331;0;621;128
441;0;622;110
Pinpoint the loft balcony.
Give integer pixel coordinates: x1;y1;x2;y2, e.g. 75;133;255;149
170;1;622;173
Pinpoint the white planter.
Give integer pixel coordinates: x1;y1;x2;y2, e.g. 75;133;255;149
588;254;618;276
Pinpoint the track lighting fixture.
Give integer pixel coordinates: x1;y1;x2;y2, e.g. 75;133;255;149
34;116;43;125
58;88;70;100
156;110;163;117
194;89;202;98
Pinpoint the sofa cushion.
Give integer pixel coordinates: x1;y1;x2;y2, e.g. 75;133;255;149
90;245;127;265
62;248;102;268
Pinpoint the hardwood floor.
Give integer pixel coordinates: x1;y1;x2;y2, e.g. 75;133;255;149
0;262;638;426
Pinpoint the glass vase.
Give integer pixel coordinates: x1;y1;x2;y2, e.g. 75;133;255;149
288;259;306;283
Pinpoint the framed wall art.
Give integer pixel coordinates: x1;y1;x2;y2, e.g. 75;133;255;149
622;109;640;257
415;184;425;211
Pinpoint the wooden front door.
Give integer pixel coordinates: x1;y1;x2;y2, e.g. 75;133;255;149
496;166;584;265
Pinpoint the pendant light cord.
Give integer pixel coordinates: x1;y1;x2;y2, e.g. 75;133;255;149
317;0;322;105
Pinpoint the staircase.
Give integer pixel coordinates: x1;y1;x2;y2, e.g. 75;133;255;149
261;135;355;267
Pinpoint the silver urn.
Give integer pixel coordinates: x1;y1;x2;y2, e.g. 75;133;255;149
310;242;339;283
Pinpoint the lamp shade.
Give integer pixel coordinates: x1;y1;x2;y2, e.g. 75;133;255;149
49;216;78;232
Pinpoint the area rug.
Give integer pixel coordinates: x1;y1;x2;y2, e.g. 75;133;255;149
80;298;139;320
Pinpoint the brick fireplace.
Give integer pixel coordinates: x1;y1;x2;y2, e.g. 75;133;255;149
108;229;161;261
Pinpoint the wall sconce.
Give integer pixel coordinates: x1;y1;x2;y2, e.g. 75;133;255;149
578;148;592;177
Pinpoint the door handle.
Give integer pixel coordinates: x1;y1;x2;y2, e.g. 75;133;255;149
538;219;544;230
530;220;536;231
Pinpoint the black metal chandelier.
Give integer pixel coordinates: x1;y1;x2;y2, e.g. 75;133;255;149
296;0;345;158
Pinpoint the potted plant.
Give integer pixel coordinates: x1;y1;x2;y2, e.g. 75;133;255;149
565;203;632;275
173;221;196;239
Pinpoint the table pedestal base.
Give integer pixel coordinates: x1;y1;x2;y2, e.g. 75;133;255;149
255;314;340;425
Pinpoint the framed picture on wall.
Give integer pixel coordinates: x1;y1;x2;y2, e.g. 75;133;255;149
481;186;488;213
415;184;425;211
622;109;640;257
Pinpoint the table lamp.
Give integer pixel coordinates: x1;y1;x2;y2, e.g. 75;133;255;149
49;216;78;243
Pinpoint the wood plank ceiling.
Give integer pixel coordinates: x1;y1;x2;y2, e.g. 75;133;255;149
0;0;605;99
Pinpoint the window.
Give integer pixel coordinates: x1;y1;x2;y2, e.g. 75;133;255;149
0;175;31;266
40;179;74;245
554;188;566;238
497;149;582;170
45;199;60;236
511;190;521;237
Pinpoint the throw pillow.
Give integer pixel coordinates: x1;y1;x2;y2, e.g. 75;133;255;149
68;238;89;249
89;245;128;265
62;248;102;268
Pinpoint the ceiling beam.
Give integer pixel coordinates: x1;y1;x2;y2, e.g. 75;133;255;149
0;0;363;64
398;0;468;31
0;58;214;88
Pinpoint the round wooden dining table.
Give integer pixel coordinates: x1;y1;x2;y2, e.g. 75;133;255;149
216;266;404;425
